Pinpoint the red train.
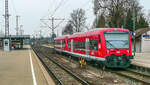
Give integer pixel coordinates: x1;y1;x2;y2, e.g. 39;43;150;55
54;28;133;68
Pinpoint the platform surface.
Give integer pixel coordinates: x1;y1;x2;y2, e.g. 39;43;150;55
132;53;150;68
0;45;55;85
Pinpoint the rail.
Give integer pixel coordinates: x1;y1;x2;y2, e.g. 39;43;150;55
32;46;90;85
107;68;150;85
40;45;150;84
32;47;64;85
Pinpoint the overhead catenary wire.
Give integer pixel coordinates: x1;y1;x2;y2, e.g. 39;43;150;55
50;0;65;17
11;0;17;15
42;0;69;19
41;0;55;19
40;0;68;36
40;0;93;37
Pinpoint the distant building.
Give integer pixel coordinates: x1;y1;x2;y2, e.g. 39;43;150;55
133;27;150;53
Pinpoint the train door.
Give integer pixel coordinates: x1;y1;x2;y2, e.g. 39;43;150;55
61;40;62;49
86;38;89;55
98;35;102;57
71;39;73;52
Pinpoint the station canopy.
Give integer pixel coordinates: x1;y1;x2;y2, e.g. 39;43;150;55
0;35;30;39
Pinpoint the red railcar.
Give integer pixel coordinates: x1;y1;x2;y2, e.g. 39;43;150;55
54;35;68;51
54;28;133;68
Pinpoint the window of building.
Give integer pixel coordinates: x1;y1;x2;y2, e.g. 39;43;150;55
90;40;98;51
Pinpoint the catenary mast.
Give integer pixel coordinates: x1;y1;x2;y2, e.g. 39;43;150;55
4;0;10;37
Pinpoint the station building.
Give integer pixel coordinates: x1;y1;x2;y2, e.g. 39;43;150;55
132;27;150;53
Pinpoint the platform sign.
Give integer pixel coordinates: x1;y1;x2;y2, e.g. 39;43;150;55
143;35;150;38
130;32;135;36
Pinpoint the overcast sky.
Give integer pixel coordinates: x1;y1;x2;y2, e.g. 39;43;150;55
0;0;149;37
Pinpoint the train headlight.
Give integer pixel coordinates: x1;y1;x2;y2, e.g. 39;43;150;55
107;50;109;54
127;50;130;54
99;44;101;48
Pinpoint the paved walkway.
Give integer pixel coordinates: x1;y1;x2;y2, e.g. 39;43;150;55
0;45;55;85
132;53;150;68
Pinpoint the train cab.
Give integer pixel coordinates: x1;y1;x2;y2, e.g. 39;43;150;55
101;29;133;68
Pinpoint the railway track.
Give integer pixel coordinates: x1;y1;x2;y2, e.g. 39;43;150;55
108;68;150;85
37;45;150;85
32;46;90;85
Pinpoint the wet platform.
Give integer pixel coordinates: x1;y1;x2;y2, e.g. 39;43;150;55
0;45;55;85
131;53;150;68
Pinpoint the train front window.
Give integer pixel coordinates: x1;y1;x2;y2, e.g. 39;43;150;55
104;31;129;49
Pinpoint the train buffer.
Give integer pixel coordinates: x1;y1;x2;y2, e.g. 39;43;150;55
0;45;55;85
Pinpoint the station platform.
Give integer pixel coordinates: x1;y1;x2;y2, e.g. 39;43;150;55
0;45;55;85
131;53;150;68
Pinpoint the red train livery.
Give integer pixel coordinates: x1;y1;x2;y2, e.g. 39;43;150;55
54;28;133;68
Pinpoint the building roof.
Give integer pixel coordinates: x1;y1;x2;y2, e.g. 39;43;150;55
135;27;150;37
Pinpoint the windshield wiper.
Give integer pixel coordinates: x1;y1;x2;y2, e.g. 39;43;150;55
106;40;118;49
123;41;129;48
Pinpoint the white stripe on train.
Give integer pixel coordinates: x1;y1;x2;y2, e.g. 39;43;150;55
55;48;106;61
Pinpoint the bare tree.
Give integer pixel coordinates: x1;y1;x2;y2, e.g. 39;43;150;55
93;0;144;29
62;23;73;35
147;10;150;25
69;8;86;32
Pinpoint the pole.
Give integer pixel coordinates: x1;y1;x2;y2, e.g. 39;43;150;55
133;8;136;56
20;25;23;35
16;16;19;35
52;17;54;35
51;17;54;43
39;30;42;38
40;17;64;43
4;0;9;37
96;12;98;27
4;0;10;51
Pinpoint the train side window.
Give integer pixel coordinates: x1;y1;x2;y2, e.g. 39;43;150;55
74;42;77;49
81;42;85;49
90;40;98;51
62;41;65;48
74;42;85;50
78;42;85;50
99;35;101;43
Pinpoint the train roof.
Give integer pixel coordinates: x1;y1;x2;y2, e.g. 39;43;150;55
69;28;129;38
54;28;130;40
54;35;69;40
